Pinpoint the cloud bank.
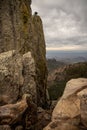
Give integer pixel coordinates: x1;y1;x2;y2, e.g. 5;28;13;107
32;0;87;51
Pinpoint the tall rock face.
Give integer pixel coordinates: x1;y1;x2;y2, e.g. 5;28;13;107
0;0;47;107
32;15;47;107
0;0;32;52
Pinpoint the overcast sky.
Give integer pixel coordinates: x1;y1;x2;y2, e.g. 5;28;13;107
31;0;87;51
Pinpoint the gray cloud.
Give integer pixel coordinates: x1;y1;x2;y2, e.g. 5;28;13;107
32;0;87;50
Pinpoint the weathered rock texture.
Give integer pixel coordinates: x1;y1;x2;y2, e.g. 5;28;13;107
21;52;37;103
44;78;87;130
0;50;37;129
0;0;47;129
0;94;28;125
0;50;23;105
0;0;47;107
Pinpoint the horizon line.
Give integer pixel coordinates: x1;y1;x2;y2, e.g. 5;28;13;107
46;48;87;52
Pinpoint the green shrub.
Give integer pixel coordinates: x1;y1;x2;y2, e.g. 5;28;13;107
48;81;66;100
65;62;87;81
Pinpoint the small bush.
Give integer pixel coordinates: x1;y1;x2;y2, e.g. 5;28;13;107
48;81;66;100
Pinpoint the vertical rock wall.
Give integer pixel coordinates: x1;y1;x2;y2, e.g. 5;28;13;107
32;15;47;107
0;0;47;107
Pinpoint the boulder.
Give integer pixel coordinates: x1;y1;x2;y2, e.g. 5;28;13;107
62;78;87;99
0;50;23;104
0;50;38;129
52;78;87;121
44;78;87;130
0;94;29;125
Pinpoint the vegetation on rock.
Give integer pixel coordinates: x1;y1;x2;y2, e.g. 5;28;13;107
47;62;87;100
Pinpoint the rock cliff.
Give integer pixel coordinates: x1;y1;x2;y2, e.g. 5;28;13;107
0;0;47;107
0;0;48;129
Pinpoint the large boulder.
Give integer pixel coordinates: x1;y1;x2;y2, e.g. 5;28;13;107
52;78;87;121
0;50;37;105
0;94;29;125
44;78;87;130
0;50;23;104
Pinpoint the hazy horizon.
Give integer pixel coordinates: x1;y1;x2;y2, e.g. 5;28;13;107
46;50;87;62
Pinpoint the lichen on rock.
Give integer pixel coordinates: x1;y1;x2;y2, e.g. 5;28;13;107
0;0;48;129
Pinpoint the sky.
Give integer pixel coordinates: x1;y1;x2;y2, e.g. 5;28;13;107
31;0;87;51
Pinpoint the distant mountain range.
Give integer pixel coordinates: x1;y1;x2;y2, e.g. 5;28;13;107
46;50;87;64
47;59;66;73
55;56;87;64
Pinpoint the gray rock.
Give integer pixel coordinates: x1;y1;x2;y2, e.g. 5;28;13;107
0;0;47;107
0;94;29;125
0;50;23;104
21;52;37;103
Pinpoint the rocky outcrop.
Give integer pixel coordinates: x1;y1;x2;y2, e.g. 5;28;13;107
0;50;37;104
0;50;37;129
21;52;37;103
0;50;23;105
0;94;29;125
0;0;47;129
0;0;47;107
52;78;87;121
32;15;47;107
0;0;32;52
44;78;87;130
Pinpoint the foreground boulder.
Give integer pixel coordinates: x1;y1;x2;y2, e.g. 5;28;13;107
44;78;87;130
0;94;29;125
52;78;87;121
0;50;37;129
0;50;23;105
